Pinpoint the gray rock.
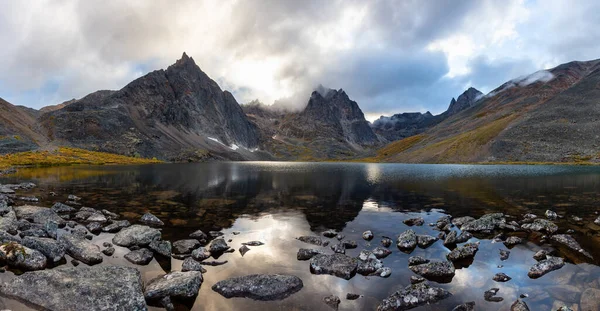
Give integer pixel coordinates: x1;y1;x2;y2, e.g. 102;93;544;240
124;248;154;265
0;266;146;310
447;242;479;262
551;234;593;259
331;242;346;254
112;224;161;247
403;217;424;226
381;237;393;247
145;271;203;299
504;236;523;247
0;242;47;271
533;250;548;261
528;256;565;278
408;256;430;266
14;205;66;227
580;288;600;311
209;238;229;254
59;234;103;265
173;239;201;254
456;231;473;243
357;258;384;275
22;236;65;263
377;282;451;311
522;219;558;234
362;230;374;240
397;229;417;252
102;247;115;256
444;230;459;246
67;194;81;201
322;229;337;238
372;246;392;259
0;229;21;243
323;295;341;310
511;299;530;311
140;213;164;226
309;253;358;280
191;246;211;261
45;220;59;239
297;248;323;260
346;293;361;300
410;276;426;284
452;216;475;227
0;210;18;233
101;209;119;219
189;230;208;240
103;220;131;233
435;215;453;231
416;234;438;248
375;267;392;278
181;257;206;272
19;227;48;238
452;301;475;311
297;235;323;246
484;288;503;302
499;249;510;261
409;260;455;281
493;272;512;282
545;210;558;220
86;222;103;234
242;241;264;246
87;213;108;223
239;245;250;256
461;213;505;233
51;202;76;214
212;274;303;301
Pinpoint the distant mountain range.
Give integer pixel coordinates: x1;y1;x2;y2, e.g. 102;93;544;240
1;53;599;163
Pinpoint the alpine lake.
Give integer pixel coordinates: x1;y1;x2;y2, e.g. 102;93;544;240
1;162;600;311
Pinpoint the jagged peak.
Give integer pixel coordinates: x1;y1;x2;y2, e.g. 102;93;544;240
174;52;196;67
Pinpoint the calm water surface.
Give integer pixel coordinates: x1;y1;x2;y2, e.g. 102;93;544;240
2;162;600;310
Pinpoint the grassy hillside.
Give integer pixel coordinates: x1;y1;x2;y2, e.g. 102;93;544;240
0;147;162;170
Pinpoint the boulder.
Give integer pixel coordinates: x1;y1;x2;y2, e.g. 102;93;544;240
493;272;512;282
362;230;374;241
145;271;203;299
0;229;21;243
397;229;417;252
372;246;392;259
447;242;479;262
408;256;430;266
551;234;593;259
21;236;65;263
416;234;438;248
297;235;323;246
331;242;346;254
409;260;455;281
511;299;530;311
545;210;558;220
0;242;47;271
381;237;393;248
172;239;201;255
377;282;451;311
191;247;211;261
484;288;503;302
51;202;76;214
0;266;146;310
189;230;208;240
504;236;523;247
461;213;505;233
239;245;250;256
103;220;131;233
522;219;558;234
212;274;303;301
297;248;323;260
452;216;475;227
309;253;358;280
86;222;103;234
181;257;206;272
357;258;384;275
59;234;103;265
112;225;161;247
124;248;154;265
528;256;564;278
208;238;229;255
140;213;164;226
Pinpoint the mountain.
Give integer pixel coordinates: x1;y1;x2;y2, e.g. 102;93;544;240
39;53;263;161
0;98;47;154
373;59;600;163
371;87;483;141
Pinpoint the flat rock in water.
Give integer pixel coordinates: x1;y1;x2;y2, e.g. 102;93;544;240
580;288;600;311
416;234;438;248
112;224;161;247
409;261;455;281
181;257;206;272
59;234;103;265
51;202;76;214
191;247;211;261
189;230;208;240
550;234;593;259
173;239;201;254
0;242;47;271
499;249;510;261
124;248;154;265
0;266;145;311
447;242;479;262
521;219;558;234
372;246;392;259
140;212;164;226
397;229;417;252
452;301;475;311
297;235;323;246
310;253;358;280
145;271;203;299
377;282;451;311
403;217;424;226
362;230;374;241
408;256;429;266
209;238;229;254
239;245;250;256
212;274;303;301
460;213;505;233
323;295;341;310
242;241;264;246
22;236;65;263
297;248;323;260
493;272;512;282
528;256;565;278
149;240;171;258
102;220;130;233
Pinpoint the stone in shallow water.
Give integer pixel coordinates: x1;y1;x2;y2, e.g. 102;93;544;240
189;229;207;240
357;258;384;275
416;234;438;248
521;219;558;234
381;236;392;248
550;234;593;259
212;274;303;301
346;293;360;300
533;249;548;261
362;230;374;241
499;249;510;261
460;213;505;233
403;217;424;226
377;282;451;311
21;236;65;263
191;246;211;261
297;248;323;260
112;224;161;247
239;245;250;256
528;256;565;279
124;248;154;265
102;220;130;233
397;229;417;252
309;253;358;280
444;230;459;246
372;246;392;259
149;240;171;258
102;247;115;256
409;260;455;282
140;212;164;226
323;295;341;310
446;242;479;262
0;266;146;310
322;229;337;238
484;288;503;302
511;299;530;311
297;235;323;246
209;238;229;255
51;202;76;214
452;216;475;227
173;239;201;255
452;301;475;311
408;256;429;266
242;241;264;246
181;257;206;272
59;233;103;265
86;222;103;234
331;242;346;254
504;236;522;247
145;271;203;300
0;242;47;271
493;272;512;282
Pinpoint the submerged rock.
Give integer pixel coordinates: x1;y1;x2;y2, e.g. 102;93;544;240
377;282;451;311
145;271;203;299
346;293;361;300
522;219;558;234
59;234;103;265
381;237;393;248
173;239;201;255
140;212;164;226
484;288;503;302
0;266;146;310
112;224;161;247
323;295;341;310
409;261;455;281
550;234;593;259
124;248;154;265
403;217;424;226
297;248;324;260
493;272;512;282
310;253;358;280
297;235;323;246
242;241;264;246
212;274;303;301
362;230;374;241
21;236;65;263
447;242;479;262
528;256;565;278
149;240;171;258
397;229;417;252
0;242;47;271
452;301;475;311
580;288;600;311
102;220;130;233
416;234;438;248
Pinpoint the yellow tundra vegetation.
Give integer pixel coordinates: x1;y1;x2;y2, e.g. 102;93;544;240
360;134;426;162
0;147;162;169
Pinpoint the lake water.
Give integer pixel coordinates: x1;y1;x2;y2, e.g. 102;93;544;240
2;162;600;310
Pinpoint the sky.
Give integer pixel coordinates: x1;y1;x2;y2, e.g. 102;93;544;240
1;0;600;121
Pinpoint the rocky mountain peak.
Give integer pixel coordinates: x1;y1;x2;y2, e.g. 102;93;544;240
174;52;194;66
447;87;483;115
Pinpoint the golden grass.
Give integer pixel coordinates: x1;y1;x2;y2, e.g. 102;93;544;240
0;147;162;169
358;134;426;162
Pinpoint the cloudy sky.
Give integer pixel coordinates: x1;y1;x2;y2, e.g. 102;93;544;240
1;0;599;121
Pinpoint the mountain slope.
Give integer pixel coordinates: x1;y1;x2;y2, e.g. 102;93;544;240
0;98;47;154
375;59;600;163
39;53;263;161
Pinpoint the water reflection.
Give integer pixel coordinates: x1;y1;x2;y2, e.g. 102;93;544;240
2;162;600;310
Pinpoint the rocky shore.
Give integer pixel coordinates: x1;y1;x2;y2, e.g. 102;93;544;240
0;180;598;310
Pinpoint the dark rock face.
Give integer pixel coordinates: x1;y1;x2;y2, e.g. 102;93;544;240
309;253;359;280
212;274;303;301
377;282;451;311
145;271;203;299
447;87;484;116
59;234;103;265
39;53;260;161
112;225;161;247
372;112;442;142
0;266;146;311
124;248;154;265
528;256;565;278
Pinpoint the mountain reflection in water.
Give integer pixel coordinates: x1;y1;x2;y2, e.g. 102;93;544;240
2;162;600;311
